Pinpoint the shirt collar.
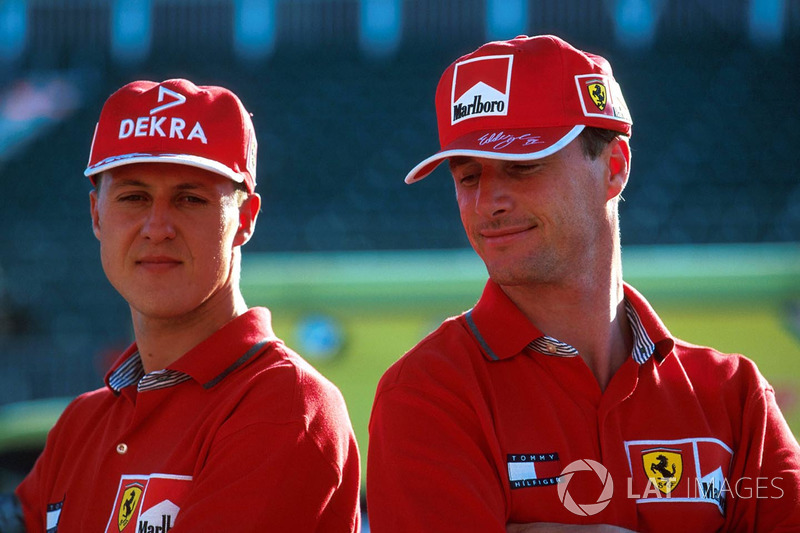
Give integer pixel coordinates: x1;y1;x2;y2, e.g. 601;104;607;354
105;307;279;393
466;279;674;364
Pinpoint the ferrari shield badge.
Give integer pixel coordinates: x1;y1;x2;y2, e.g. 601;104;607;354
117;482;144;531
587;82;607;110
643;448;683;495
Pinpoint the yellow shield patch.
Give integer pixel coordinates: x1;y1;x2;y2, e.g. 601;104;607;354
643;449;683;495
588;83;607;110
117;484;143;531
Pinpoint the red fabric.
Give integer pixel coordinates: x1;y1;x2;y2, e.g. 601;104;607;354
17;308;360;532
368;280;800;532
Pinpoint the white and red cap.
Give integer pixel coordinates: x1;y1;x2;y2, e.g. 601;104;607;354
85;78;258;192
405;35;632;184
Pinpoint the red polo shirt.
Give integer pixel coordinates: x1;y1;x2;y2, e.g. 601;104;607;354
17;307;361;532
368;280;800;532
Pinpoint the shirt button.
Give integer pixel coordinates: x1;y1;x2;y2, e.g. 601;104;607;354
546;342;558;354
116;443;128;455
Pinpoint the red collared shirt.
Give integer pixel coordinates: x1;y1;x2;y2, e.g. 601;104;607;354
17;308;361;532
368;280;800;532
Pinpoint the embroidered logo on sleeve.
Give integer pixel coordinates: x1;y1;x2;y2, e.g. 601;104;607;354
507;452;562;489
46;498;64;533
105;474;192;533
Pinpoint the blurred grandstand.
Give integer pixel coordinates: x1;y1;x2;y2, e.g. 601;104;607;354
0;0;798;504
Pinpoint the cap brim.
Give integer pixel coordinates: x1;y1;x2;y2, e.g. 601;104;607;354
404;125;585;184
84;153;245;183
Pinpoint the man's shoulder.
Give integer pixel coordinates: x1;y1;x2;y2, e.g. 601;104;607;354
376;313;480;391
671;338;759;371
668;338;768;391
243;340;357;461
240;338;352;421
62;386;117;413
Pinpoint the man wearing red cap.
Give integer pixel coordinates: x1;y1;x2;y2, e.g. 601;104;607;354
367;35;800;532
4;79;361;532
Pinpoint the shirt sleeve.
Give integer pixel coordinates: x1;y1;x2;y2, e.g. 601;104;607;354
14;458;44;533
170;418;361;532
725;378;800;531
15;397;75;533
368;380;508;533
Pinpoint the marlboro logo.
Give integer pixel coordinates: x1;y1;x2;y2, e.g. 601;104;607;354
451;54;513;124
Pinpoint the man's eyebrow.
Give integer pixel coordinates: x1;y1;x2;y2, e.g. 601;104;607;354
448;157;473;170
174;182;209;191
109;179;210;191
109;178;147;189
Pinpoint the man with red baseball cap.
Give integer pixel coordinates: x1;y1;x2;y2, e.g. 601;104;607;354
368;35;799;532
5;79;361;532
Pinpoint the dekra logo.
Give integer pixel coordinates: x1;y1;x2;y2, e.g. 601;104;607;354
118;86;208;144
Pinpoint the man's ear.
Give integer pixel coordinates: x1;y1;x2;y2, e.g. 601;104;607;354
606;137;631;201
234;193;261;247
90;189;101;240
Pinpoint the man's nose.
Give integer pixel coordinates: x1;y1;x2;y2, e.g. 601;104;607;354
140;201;176;241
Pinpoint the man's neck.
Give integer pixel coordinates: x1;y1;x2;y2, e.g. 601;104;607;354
500;262;631;391
130;291;248;374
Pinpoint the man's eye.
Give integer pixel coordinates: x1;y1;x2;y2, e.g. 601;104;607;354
118;194;146;202
511;163;541;174
180;195;207;205
459;174;478;186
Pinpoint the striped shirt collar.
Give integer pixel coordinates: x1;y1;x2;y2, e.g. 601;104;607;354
104;307;278;394
108;353;192;393
523;300;655;364
465;280;670;364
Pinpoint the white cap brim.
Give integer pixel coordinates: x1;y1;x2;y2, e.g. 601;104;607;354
404;125;585;184
84;153;244;183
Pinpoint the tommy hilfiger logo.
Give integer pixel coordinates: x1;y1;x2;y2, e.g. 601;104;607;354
507;452;562;489
451;55;513;124
46;498;64;533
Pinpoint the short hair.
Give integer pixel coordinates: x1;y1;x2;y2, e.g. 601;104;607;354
579;127;624;159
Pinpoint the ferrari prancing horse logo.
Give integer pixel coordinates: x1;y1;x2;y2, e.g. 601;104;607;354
643;448;683;494
588;82;607;110
117;483;143;531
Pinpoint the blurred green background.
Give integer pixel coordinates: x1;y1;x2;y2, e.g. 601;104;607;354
1;243;797;493
242;243;800;484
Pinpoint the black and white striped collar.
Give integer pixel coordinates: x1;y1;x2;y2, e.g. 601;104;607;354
108;352;192;393
524;300;656;364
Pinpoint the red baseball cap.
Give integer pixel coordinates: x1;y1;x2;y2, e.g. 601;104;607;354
85;78;258;192
405;35;632;184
